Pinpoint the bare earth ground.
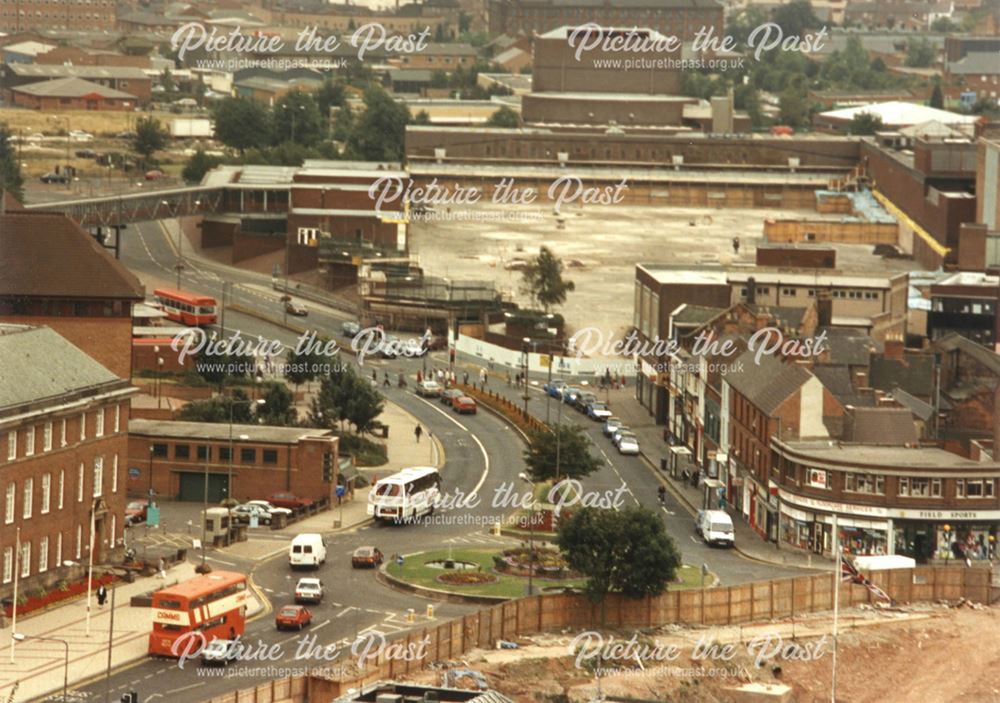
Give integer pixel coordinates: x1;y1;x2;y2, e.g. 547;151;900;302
399;603;1000;703
408;203;921;342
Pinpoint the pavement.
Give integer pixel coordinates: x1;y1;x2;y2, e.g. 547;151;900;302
602;385;828;571
0;561;265;703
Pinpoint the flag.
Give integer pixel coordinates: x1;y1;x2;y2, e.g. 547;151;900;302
841;557;893;603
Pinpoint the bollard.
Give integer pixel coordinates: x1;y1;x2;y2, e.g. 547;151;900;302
407;608;415;623
492;521;501;536
426;605;434;618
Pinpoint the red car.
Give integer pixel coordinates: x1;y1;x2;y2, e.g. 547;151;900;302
452;396;477;414
351;546;384;568
125;499;149;525
268;493;314;510
275;605;312;630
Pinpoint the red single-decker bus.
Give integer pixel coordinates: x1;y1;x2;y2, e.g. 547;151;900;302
152;288;218;327
148;571;248;657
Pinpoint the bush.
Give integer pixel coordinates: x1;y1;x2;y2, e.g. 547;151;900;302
338;434;388;467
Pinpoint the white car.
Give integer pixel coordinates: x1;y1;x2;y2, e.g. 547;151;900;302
68;130;93;141
246;500;293;519
294;577;324;604
612;427;633;447
618;435;640;455
416;380;443;397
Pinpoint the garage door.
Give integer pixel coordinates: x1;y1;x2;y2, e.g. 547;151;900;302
178;472;229;503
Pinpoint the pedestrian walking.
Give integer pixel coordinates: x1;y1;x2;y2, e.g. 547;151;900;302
372;369;377;382
158;557;166;579
483;370;488;386
463;371;469;385
96;584;108;607
415;424;423;443
416;370;423;384
506;371;512;386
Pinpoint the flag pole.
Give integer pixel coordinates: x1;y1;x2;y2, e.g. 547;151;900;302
831;514;840;703
10;526;19;663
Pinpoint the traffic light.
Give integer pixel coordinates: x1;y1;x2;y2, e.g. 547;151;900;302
121;692;139;703
322;452;333;483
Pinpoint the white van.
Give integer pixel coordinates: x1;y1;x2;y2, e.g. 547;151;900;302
698;510;735;548
289;533;327;569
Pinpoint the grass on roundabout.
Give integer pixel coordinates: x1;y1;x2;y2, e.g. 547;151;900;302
386;548;711;599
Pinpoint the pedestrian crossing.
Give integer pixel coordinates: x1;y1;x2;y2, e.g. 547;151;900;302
441;533;518;547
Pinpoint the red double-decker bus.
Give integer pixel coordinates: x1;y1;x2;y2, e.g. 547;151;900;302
152;288;217;327
148;571;248;657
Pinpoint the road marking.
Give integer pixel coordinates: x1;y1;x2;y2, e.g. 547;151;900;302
412;396;490;496
312;618;331;632
206;556;236;566
335;606;358;618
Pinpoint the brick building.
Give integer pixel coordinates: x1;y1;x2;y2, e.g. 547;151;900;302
0;324;136;597
127;420;339;506
0;0;116;31
0;211;144;379
9;77;138;111
1;64;151;104
487;0;723;41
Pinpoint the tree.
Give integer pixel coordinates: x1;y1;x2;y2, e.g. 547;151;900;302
726;6;769;45
342;374;385;435
557;507;681;622
212;98;271;154
346;87;411;160
132;116;167;167
778;75;810;128
332;104;354;142
161;68;175;93
930;82;944;109
905;37;936;68
485;106;521;128
772;0;821;36
272;90;324;146
178;389;254;423
521;246;575;312
411;110;432;125
0;124;24;202
523;425;601;482
255;382;297;426
315;78;346;120
847;112;884;135
181;149;222;184
930;16;959;32
430;70;449;89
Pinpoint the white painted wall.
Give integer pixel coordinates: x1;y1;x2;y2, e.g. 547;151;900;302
798;376;829;438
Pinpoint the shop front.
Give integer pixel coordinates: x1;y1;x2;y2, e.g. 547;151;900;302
893;520;998;563
778;490;891;557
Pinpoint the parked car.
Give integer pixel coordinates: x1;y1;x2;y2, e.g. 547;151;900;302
294;577;324;604
284;300;308;316
275;605;312;630
452;396;477;414
544;380;568;398
415;380;443;398
341;321;361;337
441;388;463;406
231;503;272;525
698;510;735;547
144;169;165;181
617;435;640;455
268;493;313;510
378;335;399;358
74;148;97;158
125;499;149;525
201;639;239;666
351;546;384;568
68;130;93;141
423;334;448;351
611;427;633;447
39;172;69;184
574;392;597;412
603;417;623;437
587;402;613;421
563;386;583;404
246;500;293;519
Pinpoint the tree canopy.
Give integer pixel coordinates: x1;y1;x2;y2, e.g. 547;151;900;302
523;424;601;482
521;246;575;312
273;90;324;146
346;87;411;160
132;117;167;165
0;124;24;202
212;98;271;154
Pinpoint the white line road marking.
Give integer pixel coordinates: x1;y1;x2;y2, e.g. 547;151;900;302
206;557;237;566
412;395;490;496
335;606;358;618
312;619;331;632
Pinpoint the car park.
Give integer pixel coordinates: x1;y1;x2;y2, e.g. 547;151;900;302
617;435;640;455
275;605;312;630
284;300;308;316
441;388;463;406
231;503;272;525
603;417;623;437
587;402;612;421
341;321;361;337
452;396;477;414
201;639;238;666
416;380;443;397
294;577;324;603
351;546;384;568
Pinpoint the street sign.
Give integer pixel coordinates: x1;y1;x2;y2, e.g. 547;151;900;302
249;516;259;529
147;505;160;527
128;468;140;478
335;486;346;498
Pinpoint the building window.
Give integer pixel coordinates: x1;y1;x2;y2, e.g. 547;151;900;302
41;474;50;514
262;449;278;465
174;444;190;460
93;456;103;498
806;468;830;489
75;525;82;559
60;419;67;447
219;447;231;461
23;478;32;519
114;405;121;433
80;412;86;441
844;473;884;495
781;288;796;296
4;484;13;525
240;448;256;463
2;547;10;584
58;470;64;510
95;408;104;437
20;541;30;578
151;443;168;458
24;427;34;457
7;431;15;460
957;479;995;498
899;477;940;497
197;446;211;461
77;462;84;502
112;455;118;493
110;514;116;548
39;536;48;573
56;533;62;569
44;423;52;452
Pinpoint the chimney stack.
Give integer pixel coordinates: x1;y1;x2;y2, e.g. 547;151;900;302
884;333;905;361
816;290;832;328
746;276;757;305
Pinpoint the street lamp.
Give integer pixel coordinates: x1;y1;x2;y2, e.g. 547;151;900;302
227;398;264;509
518;472;536;596
943;524;952;565
164;200;183;289
13;633;68;702
521;337;531;417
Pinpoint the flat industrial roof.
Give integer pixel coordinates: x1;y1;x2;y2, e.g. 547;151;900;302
777;439;1000;470
129;419;334;444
